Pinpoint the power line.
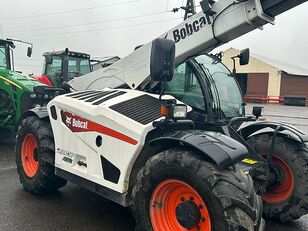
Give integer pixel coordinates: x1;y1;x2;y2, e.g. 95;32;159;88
0;0;140;21
13;17;181;38
7;11;168;33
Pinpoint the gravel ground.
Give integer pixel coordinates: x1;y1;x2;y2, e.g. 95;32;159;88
0;103;308;231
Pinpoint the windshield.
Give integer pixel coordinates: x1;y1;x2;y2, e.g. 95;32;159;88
68;56;91;77
0;46;8;69
195;55;244;118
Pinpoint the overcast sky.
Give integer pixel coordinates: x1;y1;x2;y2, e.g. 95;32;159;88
1;0;307;75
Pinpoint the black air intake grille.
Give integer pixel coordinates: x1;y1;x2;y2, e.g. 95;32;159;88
66;90;122;105
110;94;163;125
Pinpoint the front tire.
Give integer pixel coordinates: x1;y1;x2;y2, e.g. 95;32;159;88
132;149;263;231
16;116;66;194
247;133;308;222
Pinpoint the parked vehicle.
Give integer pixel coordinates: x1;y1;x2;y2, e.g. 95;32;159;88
33;49;91;87
0;38;52;131
16;0;308;230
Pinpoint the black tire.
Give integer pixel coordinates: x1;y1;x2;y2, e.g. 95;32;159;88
16;116;66;194
247;133;308;222
132;149;264;231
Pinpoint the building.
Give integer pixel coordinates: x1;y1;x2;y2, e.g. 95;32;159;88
222;48;308;103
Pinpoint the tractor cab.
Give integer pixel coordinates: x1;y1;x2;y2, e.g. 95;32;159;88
0;38;32;71
0;39;14;70
33;49;91;87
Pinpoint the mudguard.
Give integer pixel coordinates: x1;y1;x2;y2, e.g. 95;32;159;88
150;130;248;170
21;107;49;121
239;121;308;143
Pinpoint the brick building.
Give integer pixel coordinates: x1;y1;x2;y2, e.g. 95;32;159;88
222;48;308;102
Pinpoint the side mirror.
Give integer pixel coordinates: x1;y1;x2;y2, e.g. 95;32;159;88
239;48;250;66
27;47;32;57
252;106;263;119
150;38;175;82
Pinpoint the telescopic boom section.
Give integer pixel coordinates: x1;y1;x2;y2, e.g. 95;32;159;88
261;0;307;17
72;0;306;91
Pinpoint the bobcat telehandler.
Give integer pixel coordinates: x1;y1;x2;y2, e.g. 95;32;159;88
16;0;308;230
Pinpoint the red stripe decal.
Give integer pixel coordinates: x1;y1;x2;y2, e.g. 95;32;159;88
61;111;138;145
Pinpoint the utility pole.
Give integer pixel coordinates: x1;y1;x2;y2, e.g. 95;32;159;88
184;0;196;20
171;0;196;20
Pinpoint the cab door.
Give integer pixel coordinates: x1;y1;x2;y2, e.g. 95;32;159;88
165;61;209;126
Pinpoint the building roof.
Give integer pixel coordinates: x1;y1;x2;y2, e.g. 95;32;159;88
225;48;308;76
251;53;308;76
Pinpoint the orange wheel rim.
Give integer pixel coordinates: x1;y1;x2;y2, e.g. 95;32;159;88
21;134;39;178
150;179;211;231
262;155;294;204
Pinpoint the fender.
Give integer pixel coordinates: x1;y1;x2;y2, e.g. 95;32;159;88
150;130;248;170
20;107;49;122
239;121;308;143
32;75;53;86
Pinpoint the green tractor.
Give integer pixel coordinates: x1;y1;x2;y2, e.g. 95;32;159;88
0;38;60;131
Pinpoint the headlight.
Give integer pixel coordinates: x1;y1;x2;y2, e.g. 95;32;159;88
160;103;187;120
173;105;187;119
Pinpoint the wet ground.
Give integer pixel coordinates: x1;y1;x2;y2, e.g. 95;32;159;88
0;103;308;231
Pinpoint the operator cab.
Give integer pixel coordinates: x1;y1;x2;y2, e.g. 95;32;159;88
141;52;247;126
0;38;32;72
0;39;13;70
35;49;91;87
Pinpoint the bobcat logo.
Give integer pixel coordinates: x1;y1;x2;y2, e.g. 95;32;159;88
66;116;72;125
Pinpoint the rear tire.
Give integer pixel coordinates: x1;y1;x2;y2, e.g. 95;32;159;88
132;149;263;231
16;116;66;194
247;133;308;222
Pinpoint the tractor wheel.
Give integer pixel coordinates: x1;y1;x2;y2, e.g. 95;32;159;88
247;133;308;222
132;149;264;231
16;116;66;194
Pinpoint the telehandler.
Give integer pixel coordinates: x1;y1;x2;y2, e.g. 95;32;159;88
16;0;308;230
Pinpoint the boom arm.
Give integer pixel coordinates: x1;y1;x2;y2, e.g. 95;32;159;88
71;0;306;91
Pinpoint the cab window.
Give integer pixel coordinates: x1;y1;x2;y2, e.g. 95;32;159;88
165;62;205;111
0;46;7;68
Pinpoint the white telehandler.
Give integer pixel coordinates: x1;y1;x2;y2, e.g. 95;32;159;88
16;1;308;230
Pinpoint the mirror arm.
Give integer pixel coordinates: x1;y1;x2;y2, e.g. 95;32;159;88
159;77;167;100
231;56;237;75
